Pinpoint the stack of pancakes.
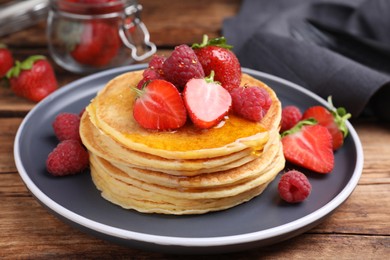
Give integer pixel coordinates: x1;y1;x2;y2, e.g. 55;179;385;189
80;70;285;215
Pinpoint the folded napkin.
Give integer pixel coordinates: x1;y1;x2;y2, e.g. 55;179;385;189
223;0;390;120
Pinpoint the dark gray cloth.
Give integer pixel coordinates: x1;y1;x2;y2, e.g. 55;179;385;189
223;0;390;120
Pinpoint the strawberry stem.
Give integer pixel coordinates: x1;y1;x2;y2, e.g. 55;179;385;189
192;35;233;50
20;55;46;70
204;70;222;85
281;118;317;137
205;70;215;83
327;96;352;137
131;86;145;97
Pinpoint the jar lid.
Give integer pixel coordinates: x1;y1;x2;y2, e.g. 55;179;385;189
0;0;49;37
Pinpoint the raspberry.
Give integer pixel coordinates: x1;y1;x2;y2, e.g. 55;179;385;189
148;54;166;72
162;44;204;89
137;55;166;89
278;170;312;203
46;140;89;176
230;86;272;122
52;113;81;141
281;105;302;133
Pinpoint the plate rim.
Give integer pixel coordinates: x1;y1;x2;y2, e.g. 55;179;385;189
14;65;364;248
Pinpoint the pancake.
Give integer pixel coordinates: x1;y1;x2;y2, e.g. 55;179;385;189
98;132;281;189
80;113;263;175
86;71;281;160
89;144;284;214
80;69;285;215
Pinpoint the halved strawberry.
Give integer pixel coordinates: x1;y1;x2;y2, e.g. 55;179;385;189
281;119;334;174
132;79;187;130
302;97;351;150
183;71;232;129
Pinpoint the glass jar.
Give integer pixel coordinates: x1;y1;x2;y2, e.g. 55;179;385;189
46;0;156;74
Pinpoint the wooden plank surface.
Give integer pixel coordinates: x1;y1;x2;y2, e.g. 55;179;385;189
1;116;389;258
0;0;389;258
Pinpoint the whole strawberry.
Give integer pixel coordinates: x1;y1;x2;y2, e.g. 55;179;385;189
46;139;89;176
70;21;121;67
162;44;204;90
302;97;351;150
230;85;272;122
0;44;14;78
192;35;241;92
7;55;58;102
281;119;334;174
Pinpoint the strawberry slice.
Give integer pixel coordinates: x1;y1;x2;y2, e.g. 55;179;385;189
281;119;334;174
183;71;232;129
302;97;351;150
132;79;187;130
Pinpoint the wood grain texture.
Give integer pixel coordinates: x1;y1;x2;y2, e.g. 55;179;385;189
138;0;241;46
0;0;389;258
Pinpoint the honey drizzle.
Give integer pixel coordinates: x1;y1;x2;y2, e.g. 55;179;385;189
125;114;267;151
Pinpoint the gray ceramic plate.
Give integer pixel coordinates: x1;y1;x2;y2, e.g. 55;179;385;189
14;65;363;254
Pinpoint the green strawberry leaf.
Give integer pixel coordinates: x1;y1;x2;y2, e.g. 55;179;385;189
192;35;233;50
6;55;46;78
6;61;20;79
281;118;318;137
327;96;352;138
56;20;84;51
20;55;46;70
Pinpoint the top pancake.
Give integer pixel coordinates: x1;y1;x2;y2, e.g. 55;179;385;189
86;70;281;160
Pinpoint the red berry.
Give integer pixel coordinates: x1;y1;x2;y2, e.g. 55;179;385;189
133;79;187;130
70;21;121;67
183;72;232;129
0;44;14;78
281;120;334;174
281;105;302;133
230;86;272;122
278;170;312;203
46;140;89;176
52;113;81;141
162;44;204;89
192;35;241;92
302;98;351;151
7;55;58;102
148;54;166;72
137;55;166;89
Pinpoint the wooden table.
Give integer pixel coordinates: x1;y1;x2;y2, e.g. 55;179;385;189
1;1;389;258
